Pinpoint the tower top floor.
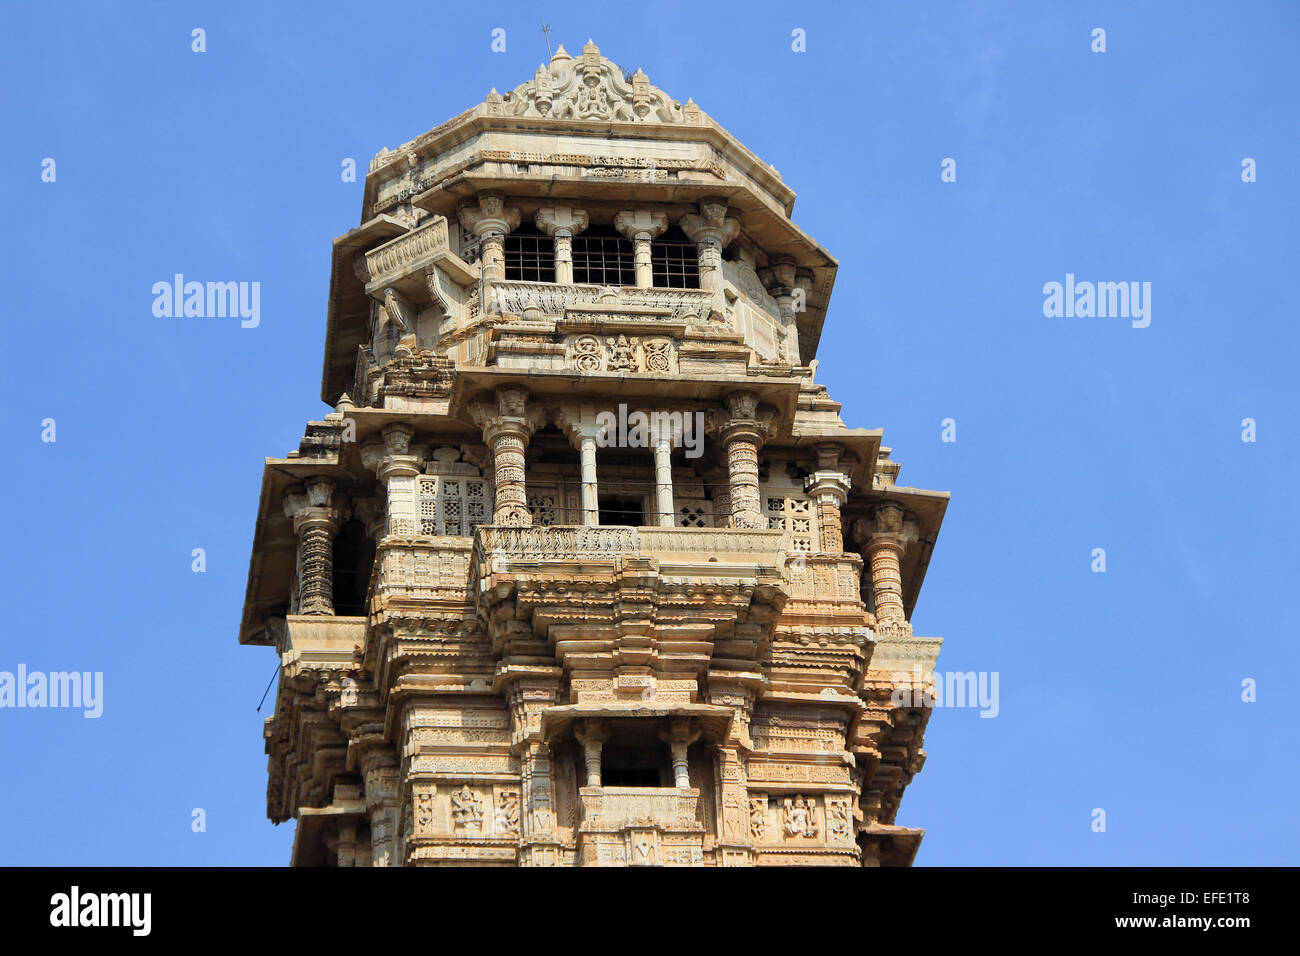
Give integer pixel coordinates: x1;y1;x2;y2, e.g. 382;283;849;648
322;39;838;406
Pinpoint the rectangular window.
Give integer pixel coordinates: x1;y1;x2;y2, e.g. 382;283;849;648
503;230;556;282
651;238;700;289
599;495;645;527
601;745;669;787
572;231;635;286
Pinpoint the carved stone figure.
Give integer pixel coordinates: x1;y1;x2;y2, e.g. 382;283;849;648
783;795;819;838
451;785;484;832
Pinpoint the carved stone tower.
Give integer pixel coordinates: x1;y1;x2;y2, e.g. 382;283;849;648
239;40;948;866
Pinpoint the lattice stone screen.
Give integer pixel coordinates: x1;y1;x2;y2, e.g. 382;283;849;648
417;476;490;536
765;493;818;552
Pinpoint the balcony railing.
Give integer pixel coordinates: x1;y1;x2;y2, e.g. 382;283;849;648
475;524;789;570
480;280;715;321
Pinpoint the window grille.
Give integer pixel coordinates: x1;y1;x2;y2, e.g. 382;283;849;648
572;228;635;286
503;227;556;282
651;233;700;289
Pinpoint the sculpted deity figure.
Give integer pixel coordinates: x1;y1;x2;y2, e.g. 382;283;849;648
606;334;637;371
783;795;819;838
451;785;484;831
495;790;520;834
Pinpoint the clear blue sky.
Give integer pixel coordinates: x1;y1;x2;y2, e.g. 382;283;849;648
1;1;1296;866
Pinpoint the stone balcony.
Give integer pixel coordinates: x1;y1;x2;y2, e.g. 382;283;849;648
579;786;701;829
359;215;476;297
576;786;706;866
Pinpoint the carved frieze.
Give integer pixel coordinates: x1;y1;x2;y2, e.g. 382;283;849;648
564;333;677;374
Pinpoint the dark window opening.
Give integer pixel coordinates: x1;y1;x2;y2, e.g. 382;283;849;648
599;495;644;527
503;225;556;282
331;519;375;616
601;745;669;788
572;226;635;286
651;227;700;289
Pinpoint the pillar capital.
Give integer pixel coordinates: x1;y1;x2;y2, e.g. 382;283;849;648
679;197;740;248
282;478;341;532
534;205;589;238
458;191;521;239
806;470;851;506
613;208;668;241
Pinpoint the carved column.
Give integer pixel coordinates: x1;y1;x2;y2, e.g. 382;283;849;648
614;210;668;288
575;719;609;787
557;408;602;527
653;430;675;527
718;392;772;530
680;198;740;312
760;257;807;366
282;477;341;615
362;759;401;867
459;192;521;313
805;444;851;554
659;717;700;788
536;207;589;284
335;821;359;867
471;387;543;526
501;670;565;866
853;503;919;636
360;423;425;536
580;435;599;526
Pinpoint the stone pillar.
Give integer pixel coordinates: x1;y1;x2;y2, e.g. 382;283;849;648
660;717;700;788
459;192;521;312
760;257;803;366
614;210;668;288
575;719;609;787
360;423;425;536
653;431;675;527
718;392;772;530
580;434;599;526
536;206;589;284
853;502;919;636
471;387;542;526
362;760;401;867
500;668;565;866
282;477;341;615
805;444;851;554
680;198;740;312
335;821;359;867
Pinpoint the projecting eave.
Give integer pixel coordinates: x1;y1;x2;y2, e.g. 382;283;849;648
447;366;807;428
362;107;796;220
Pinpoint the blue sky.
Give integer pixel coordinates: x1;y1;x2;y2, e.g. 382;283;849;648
1;0;1296;865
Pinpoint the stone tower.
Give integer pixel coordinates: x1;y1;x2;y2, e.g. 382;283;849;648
239;40;948;867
